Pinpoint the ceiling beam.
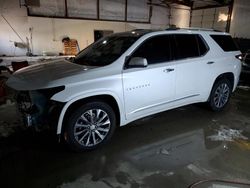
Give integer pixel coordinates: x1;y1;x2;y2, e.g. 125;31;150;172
192;4;231;10
148;0;231;9
162;0;192;7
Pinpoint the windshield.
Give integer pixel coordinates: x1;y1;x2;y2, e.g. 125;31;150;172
74;35;140;66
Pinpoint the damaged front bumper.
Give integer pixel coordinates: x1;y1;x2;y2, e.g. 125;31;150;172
16;86;65;128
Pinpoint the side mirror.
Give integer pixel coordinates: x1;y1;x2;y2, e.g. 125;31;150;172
128;57;148;68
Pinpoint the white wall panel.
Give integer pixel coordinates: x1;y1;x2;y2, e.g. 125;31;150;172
150;6;169;29
171;6;190;28
230;0;250;38
29;17;125;55
191;7;229;31
0;0;28;56
192;10;202;16
204;8;215;15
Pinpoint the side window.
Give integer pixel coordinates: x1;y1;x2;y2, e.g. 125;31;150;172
173;34;200;60
197;35;208;56
210;35;239;52
131;35;171;64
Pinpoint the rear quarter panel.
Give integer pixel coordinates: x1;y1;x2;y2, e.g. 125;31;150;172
201;33;241;99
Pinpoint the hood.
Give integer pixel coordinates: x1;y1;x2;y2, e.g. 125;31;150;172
6;59;92;90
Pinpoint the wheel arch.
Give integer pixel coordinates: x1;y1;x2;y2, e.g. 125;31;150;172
214;72;235;90
208;72;235;101
57;93;122;135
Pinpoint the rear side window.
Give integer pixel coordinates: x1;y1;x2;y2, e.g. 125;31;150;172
197;35;208;55
210;35;239;52
171;34;208;60
132;35;171;64
174;34;199;59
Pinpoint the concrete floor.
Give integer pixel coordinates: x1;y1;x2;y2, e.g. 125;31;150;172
0;86;250;188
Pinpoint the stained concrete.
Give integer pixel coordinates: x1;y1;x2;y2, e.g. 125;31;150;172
0;86;250;188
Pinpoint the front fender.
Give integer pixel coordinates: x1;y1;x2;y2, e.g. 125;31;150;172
55;91;124;135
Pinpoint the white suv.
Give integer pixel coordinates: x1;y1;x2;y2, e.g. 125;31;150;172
7;28;242;151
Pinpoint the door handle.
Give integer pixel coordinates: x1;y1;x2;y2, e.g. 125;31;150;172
164;68;174;73
207;61;215;64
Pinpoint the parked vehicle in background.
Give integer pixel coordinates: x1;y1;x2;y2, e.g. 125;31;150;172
240;50;250;84
6;28;242;151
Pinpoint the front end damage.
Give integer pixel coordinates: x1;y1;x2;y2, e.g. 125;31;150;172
16;86;65;129
5;59;90;131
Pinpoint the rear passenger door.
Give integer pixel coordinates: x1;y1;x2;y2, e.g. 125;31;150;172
172;34;209;100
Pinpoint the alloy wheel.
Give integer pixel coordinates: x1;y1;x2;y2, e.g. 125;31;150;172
213;83;230;108
73;109;111;147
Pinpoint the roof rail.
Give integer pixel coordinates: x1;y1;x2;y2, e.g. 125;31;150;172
182;27;222;32
131;29;158;33
165;25;180;30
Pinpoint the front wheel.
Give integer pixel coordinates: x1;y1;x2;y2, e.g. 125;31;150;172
208;79;232;111
64;101;116;151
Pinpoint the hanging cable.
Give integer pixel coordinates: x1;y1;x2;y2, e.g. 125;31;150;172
1;14;25;43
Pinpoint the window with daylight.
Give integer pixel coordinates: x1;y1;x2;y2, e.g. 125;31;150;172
28;0;65;17
67;0;97;18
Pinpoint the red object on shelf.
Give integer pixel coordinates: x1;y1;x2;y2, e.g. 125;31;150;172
11;61;29;72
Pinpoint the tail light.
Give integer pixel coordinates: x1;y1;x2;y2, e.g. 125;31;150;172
235;54;243;61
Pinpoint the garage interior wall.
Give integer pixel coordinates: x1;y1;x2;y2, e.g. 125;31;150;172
190;0;250;39
230;0;250;38
190;6;229;32
0;0;190;56
170;5;190;28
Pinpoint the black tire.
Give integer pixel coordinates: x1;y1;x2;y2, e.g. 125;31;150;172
208;79;232;111
64;101;116;152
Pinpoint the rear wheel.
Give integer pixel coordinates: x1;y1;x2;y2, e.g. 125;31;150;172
208;79;232;111
64;101;116;151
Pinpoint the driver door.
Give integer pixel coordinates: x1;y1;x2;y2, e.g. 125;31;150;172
122;35;176;120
